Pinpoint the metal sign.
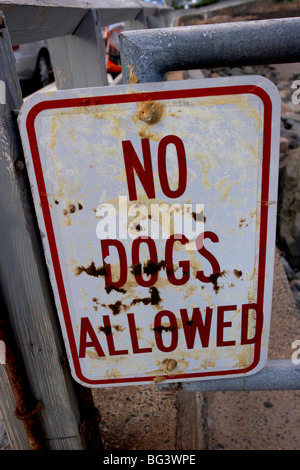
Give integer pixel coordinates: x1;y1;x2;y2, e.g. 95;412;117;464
18;76;280;388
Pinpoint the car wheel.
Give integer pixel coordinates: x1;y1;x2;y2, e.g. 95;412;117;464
34;51;53;88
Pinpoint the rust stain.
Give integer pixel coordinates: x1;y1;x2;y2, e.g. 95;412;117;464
209;270;227;293
98;325;112;336
130;260;166;277
101;300;123;316
100;287;161;316
136;100;164;124
153;323;176;337
130;263;142;276
153;376;166;384
105;285;127;294
137;125;162;142
143;260;166;276
162;358;177;373
192;210;206;223
86;349;101;360
128;65;139;84
113;325;125;332
74;262;108;277
239;217;246;228
131;287;161;306
233;269;243;279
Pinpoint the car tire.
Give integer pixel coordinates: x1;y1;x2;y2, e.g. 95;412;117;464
34;50;53;88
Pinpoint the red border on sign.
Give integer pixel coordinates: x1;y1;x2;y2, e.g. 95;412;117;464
26;85;272;386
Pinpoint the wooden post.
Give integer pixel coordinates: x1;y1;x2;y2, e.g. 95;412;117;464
47;9;108;90
0;12;87;450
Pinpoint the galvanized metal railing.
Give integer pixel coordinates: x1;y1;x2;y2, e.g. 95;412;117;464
119;17;300;392
120;17;300;83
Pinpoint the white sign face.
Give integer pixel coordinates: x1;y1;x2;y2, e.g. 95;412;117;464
19;76;280;388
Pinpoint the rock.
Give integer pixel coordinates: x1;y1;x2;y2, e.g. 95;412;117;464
280;137;289;156
279;88;291;101
280;255;295;281
291;280;300;312
282;118;294;130
291;279;300;292
288;133;300;150
186;69;205;80
277;147;300;269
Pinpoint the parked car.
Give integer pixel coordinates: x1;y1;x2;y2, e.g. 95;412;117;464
104;23;124;79
13;40;54;95
176;0;199;8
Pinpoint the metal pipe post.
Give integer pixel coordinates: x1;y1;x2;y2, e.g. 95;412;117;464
157;360;300;392
120;17;300;83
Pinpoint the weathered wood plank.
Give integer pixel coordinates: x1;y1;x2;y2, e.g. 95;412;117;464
0;1;171;45
0;368;31;450
0;4;85;44
47;9;108;90
0;0;152;45
0;12;86;450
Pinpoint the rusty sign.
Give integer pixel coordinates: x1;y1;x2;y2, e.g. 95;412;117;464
18;76;280;387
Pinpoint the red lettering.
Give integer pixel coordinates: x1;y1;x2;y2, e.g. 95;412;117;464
127;313;152;354
158;135;187;198
132;236;158;287
102;315;128;356
79;317;105;358
165;234;190;286
241;303;263;345
180;307;212;349
196;231;221;283
154;310;178;353
122;135;187;201
101;239;127;288
217;305;236;347
122;138;155;201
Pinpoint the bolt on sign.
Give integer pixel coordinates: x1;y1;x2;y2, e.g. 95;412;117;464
18;76;280;387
